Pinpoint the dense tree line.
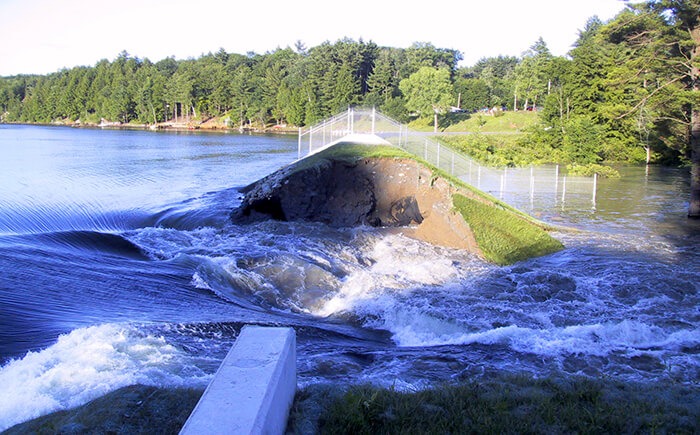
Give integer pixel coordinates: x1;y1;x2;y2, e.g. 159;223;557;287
519;2;698;168
0;0;697;182
0;40;460;128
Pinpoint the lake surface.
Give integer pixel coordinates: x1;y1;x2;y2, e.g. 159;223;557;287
0;124;698;430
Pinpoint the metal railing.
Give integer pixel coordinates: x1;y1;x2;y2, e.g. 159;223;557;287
298;108;598;210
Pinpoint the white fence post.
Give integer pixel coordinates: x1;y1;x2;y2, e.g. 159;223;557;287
561;175;567;203
350;107;354;133
529;166;535;203
297;128;302;159
592;173;598;208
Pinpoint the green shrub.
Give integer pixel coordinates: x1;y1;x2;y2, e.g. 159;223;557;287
567;163;621;178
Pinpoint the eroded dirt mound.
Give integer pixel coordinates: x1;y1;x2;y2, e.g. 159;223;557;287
231;156;480;252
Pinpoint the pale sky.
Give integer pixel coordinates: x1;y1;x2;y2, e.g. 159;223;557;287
0;0;628;76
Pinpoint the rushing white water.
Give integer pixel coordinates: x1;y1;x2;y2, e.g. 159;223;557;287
125;218;700;385
0;125;698;430
0;324;211;431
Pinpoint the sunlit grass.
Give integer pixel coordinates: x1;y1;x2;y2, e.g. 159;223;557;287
439;133;552;167
313;143;414;160
287;143;413;174
408;111;538;133
453;193;563;265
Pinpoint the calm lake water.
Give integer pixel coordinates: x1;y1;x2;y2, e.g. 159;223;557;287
0;124;698;430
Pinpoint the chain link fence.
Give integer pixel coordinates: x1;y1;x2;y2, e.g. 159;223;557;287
298;108;598;210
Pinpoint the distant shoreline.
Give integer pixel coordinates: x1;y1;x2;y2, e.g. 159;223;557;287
0;119;300;135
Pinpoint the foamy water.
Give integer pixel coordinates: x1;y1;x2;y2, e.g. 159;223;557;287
128;219;700;385
0;324;210;431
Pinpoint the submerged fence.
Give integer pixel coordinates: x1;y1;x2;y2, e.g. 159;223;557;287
298;108;598;211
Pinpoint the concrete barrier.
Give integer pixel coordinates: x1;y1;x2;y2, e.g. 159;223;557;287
180;326;296;435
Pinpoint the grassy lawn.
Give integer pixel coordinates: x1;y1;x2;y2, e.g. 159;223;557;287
407;112;621;178
408;111;561;168
438;133;550;167
4;385;203;434
288;375;700;434
408;111;538;133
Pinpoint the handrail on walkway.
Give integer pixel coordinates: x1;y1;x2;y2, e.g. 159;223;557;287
297;108;598;210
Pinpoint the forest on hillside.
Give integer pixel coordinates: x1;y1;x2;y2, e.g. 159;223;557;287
0;1;698;169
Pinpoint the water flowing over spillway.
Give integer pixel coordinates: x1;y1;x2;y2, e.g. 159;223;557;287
0;125;698;430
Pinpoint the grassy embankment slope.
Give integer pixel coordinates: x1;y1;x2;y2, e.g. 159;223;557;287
412;111;622;178
408;110;538;133
411;111;555;167
299;142;562;265
289;375;698;433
